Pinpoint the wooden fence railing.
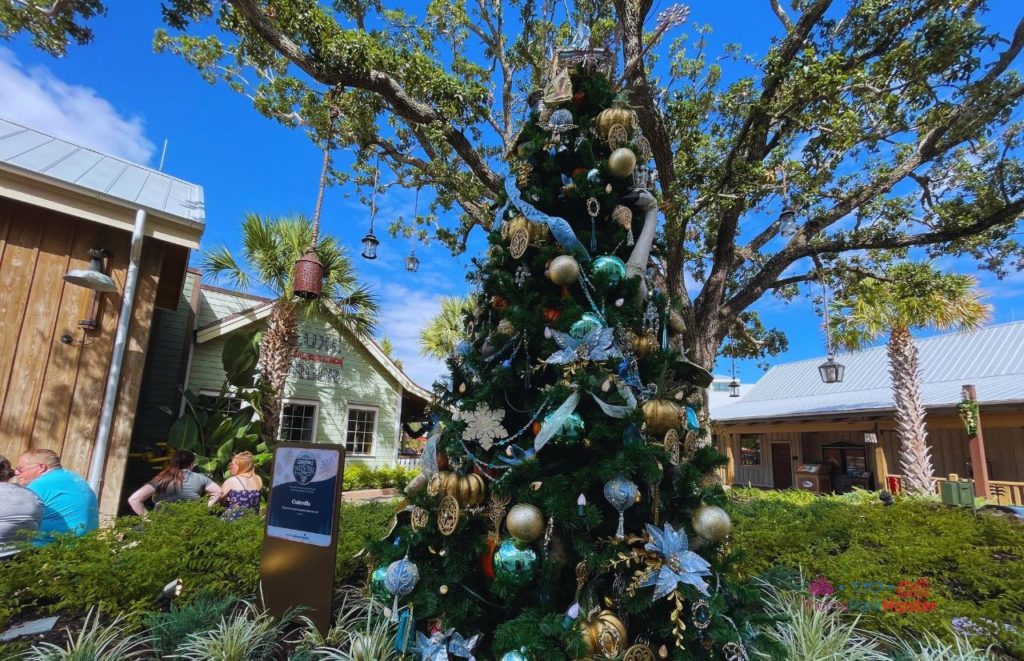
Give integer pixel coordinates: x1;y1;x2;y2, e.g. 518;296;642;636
397;454;421;470
889;474;1024;506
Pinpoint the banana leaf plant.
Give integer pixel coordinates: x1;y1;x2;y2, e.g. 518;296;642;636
167;330;275;481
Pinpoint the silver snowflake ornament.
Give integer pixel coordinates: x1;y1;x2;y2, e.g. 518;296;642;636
459;404;508;450
639;521;711;600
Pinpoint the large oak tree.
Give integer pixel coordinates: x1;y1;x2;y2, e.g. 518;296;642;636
8;0;1023;371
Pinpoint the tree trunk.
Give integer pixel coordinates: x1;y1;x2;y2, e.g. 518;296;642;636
259;298;300;440
682;323;721;449
888;326;935;495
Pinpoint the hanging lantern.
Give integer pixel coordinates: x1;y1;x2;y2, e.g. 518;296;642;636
405;248;420;272
362;154;382;261
728;378;741;398
778;205;798;237
293;250;324;299
361;229;380;260
818;354;845;383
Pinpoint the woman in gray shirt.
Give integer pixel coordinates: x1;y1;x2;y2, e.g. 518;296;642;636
127;450;221;516
0;455;43;546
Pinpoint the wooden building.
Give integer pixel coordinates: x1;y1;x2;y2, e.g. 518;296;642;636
124;272;431;496
713;321;1024;505
0;118;204;520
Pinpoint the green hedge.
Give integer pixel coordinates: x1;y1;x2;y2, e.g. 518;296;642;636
342;464;418;491
0;500;395;631
726;488;1024;655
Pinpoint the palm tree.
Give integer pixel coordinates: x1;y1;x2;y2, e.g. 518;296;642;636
418;295;473;360
830;263;989;495
203;213;379;438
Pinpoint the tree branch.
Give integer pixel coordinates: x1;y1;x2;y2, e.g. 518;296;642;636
226;0;503;196
770;0;793;31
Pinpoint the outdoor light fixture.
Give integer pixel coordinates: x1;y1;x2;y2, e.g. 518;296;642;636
728;378;741;398
405;249;420;272
818;354;845;384
63;248;117;293
405;186;421;272
778;205;798;238
362;154;382;261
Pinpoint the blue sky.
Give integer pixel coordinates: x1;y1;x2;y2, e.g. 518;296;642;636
1;1;1021;390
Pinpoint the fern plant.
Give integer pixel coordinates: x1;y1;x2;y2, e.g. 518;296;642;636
23;609;152;660
753;582;890;661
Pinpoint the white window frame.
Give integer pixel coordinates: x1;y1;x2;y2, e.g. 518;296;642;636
345;404;379;457
198;389;248;415
279;398;320;442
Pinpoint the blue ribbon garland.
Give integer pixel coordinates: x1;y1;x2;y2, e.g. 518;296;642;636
504;176;591;261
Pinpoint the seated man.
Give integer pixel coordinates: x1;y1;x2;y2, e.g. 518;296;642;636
15;449;98;544
0;455;42;549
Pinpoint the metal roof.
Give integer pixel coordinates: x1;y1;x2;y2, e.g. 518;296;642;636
0;117;204;226
715;321;1024;422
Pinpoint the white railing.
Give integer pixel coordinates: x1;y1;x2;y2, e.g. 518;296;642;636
397;455;421;470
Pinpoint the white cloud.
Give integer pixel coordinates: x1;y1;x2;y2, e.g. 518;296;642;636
375;282;450;388
0;47;154;164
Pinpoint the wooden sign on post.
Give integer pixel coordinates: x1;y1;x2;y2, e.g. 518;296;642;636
259;442;345;634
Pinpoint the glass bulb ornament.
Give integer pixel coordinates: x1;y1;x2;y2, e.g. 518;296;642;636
500;650;530;661
493;538;538;585
603;475;640;539
369;565;390;600
384;556;419;615
569;312;603;338
691;505;732;542
591;255;627;285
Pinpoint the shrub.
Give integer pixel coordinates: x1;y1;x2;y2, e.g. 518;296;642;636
142;593;238;658
727;488;1024;656
341;464;418;491
22;609;152;660
0;500;395;631
172;600;293;661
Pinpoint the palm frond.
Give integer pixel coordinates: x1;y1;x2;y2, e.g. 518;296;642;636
201;245;251;291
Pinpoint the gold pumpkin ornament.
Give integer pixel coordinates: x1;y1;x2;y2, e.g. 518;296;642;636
501;215;550;259
631;332;660;358
580;609;628;658
595;105;637;139
430;471;486;507
642;399;683;436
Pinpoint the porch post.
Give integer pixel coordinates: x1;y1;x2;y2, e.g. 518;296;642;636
961;384;991;499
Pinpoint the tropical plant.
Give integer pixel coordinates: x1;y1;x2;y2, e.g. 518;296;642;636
143;593;239;658
830;263;989;495
168;329;271;479
890;630;992;661
23;609;152;660
379;336;403;369
418;295;473;360
202;213;379;438
173;600;297;661
754;582;889;661
293;586;399;660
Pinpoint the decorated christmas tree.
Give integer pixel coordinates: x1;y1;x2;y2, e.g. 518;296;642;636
366;31;773;661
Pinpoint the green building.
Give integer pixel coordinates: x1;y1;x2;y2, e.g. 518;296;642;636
124;271;431;501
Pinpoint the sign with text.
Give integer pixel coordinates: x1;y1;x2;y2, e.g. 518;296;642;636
266;446;341;546
260;443;345;634
290;330;346;384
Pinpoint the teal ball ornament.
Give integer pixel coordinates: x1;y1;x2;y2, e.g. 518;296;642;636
369;565;389;600
543;411;584;444
500;652;529;661
569;311;603;338
592;255;627;285
493;538;537;585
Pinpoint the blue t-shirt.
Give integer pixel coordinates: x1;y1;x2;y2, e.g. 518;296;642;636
27;468;99;543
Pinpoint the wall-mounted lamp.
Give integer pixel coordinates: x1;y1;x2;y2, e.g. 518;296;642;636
63;248;116;292
64;248;116;331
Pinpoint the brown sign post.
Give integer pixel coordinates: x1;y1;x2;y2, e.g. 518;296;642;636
961;384;990;500
259;442;345;634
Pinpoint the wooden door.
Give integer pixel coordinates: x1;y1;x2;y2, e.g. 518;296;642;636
771;442;793;490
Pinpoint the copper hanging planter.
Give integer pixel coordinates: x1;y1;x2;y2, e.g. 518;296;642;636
293;249;324;299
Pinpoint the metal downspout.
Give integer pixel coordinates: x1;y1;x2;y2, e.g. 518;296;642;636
88;208;147;495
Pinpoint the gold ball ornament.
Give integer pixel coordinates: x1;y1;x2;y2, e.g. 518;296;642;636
608;148;637;178
642;399;683;436
692;504;732;542
580;609;628;658
546;255;581;286
496;318;516;337
439;585;449;595
506;503;545;543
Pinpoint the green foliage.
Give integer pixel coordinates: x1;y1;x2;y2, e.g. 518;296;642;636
890;631;992;661
142;593;238;658
172;600;294;661
0;500;394;633
727;488;1024;656
22;609;152;660
341;464;418;491
292;586;399;659
0;0;105;56
167;329;271;480
418;295;475;360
